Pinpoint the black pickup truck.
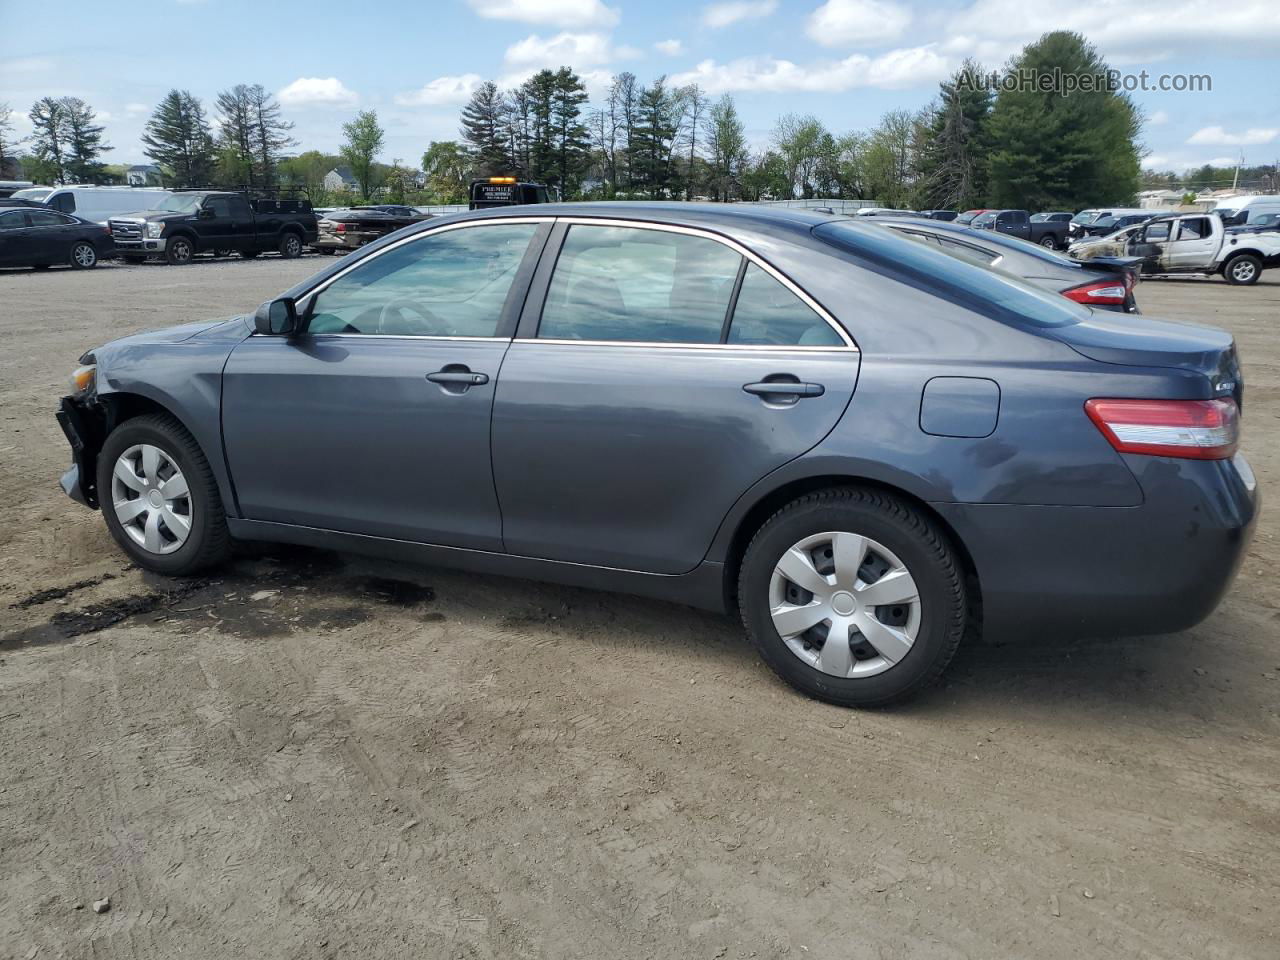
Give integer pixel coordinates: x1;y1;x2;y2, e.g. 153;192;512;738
971;209;1070;249
108;191;318;265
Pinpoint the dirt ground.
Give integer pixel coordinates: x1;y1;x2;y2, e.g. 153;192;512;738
1;256;1277;960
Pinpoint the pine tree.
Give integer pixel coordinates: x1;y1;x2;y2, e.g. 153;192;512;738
247;84;294;187
214;85;257;187
987;31;1142;209
460;81;510;176
61;98;112;183
917;60;992;210
142;90;215;187
548;68;589;196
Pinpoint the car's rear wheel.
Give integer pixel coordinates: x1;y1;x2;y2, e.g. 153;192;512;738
1039;235;1057;248
69;241;98;269
165;236;194;266
1223;253;1261;285
278;232;303;259
96;414;231;576
738;487;967;707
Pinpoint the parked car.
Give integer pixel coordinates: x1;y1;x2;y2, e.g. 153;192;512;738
874;216;1141;312
1119;212;1280;284
468;178;552;210
1067;222;1147;261
953;209;989;225
109;191;318;265
970;209;1070;249
0;197;48;208
0;207;113;270
1213;196;1280;227
1228;212;1280;235
917;210;959;221
44;186;172;224
313;207;432;254
1032;212;1073;224
1075;212;1156;239
1067;208;1152;242
55;203;1256;707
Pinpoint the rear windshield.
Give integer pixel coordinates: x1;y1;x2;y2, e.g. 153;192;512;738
814;220;1087;329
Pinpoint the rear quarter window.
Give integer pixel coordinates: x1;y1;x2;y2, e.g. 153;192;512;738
814;220;1086;329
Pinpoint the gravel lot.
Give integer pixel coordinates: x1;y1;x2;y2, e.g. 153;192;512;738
1;256;1277;959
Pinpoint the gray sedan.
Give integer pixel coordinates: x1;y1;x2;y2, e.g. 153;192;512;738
56;203;1258;706
870;216;1141;312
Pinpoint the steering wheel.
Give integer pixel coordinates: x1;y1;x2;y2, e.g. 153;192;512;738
374;298;448;336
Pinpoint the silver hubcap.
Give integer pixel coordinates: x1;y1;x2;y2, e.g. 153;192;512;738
769;531;921;678
285;236;300;255
74;243;95;266
1232;261;1255;281
173;241;190;262
111;444;193;555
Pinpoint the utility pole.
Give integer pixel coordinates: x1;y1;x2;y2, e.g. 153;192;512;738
1231;150;1243;192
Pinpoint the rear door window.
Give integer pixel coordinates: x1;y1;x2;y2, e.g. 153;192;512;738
0;210;26;230
727;264;843;347
538;224;742;343
28;210;71;226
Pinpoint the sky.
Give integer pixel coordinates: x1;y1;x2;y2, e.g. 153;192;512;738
2;0;1278;175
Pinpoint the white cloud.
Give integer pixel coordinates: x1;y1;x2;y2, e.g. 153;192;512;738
1187;125;1278;146
670;45;950;93
702;1;777;28
806;0;910;47
943;0;1280;64
655;39;685;56
124;102;150;116
504;31;623;70
277;77;358;108
1147;110;1169;126
395;74;484;107
467;0;619;28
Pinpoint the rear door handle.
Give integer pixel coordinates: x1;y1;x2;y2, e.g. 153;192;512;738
743;380;825;398
427;370;489;386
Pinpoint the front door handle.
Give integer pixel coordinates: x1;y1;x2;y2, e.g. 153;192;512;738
743;380;825;399
427;370;489;386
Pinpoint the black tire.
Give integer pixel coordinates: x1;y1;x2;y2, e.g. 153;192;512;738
737;487;967;707
122;255;147;265
240;250;261;260
165;235;194;266
1222;253;1261;285
96;413;231;576
69;241;98;269
278;232;303;259
1039;235;1057;249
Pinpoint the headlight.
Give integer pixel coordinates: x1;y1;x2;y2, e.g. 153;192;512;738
70;363;96;395
145;222;165;238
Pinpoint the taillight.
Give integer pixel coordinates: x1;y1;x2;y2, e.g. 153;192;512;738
334;222;346;232
1063;276;1132;305
1085;398;1239;460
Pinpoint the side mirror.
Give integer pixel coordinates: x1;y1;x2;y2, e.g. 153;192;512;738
254;297;298;336
198;207;215;220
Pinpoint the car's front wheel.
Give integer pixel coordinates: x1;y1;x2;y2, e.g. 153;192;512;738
96;414;231;576
165;236;194;266
738;487;967;707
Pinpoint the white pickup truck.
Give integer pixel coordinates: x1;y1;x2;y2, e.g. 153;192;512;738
1078;212;1280;285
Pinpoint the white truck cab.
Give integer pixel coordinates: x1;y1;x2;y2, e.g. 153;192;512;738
1122;212;1280;284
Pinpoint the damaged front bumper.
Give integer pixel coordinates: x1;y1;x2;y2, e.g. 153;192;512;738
55;396;104;508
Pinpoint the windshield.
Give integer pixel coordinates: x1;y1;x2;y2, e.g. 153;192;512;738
1092;217;1118;230
1030;213;1050;222
155;194;203;213
971;212;997;226
815;220;1087;329
1071;211;1099;224
12;187;51;201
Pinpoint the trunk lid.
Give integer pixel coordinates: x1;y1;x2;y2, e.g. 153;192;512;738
1051;311;1242;406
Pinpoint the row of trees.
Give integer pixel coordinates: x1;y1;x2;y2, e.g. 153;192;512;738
7;32;1258;211
444;32;1145;210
